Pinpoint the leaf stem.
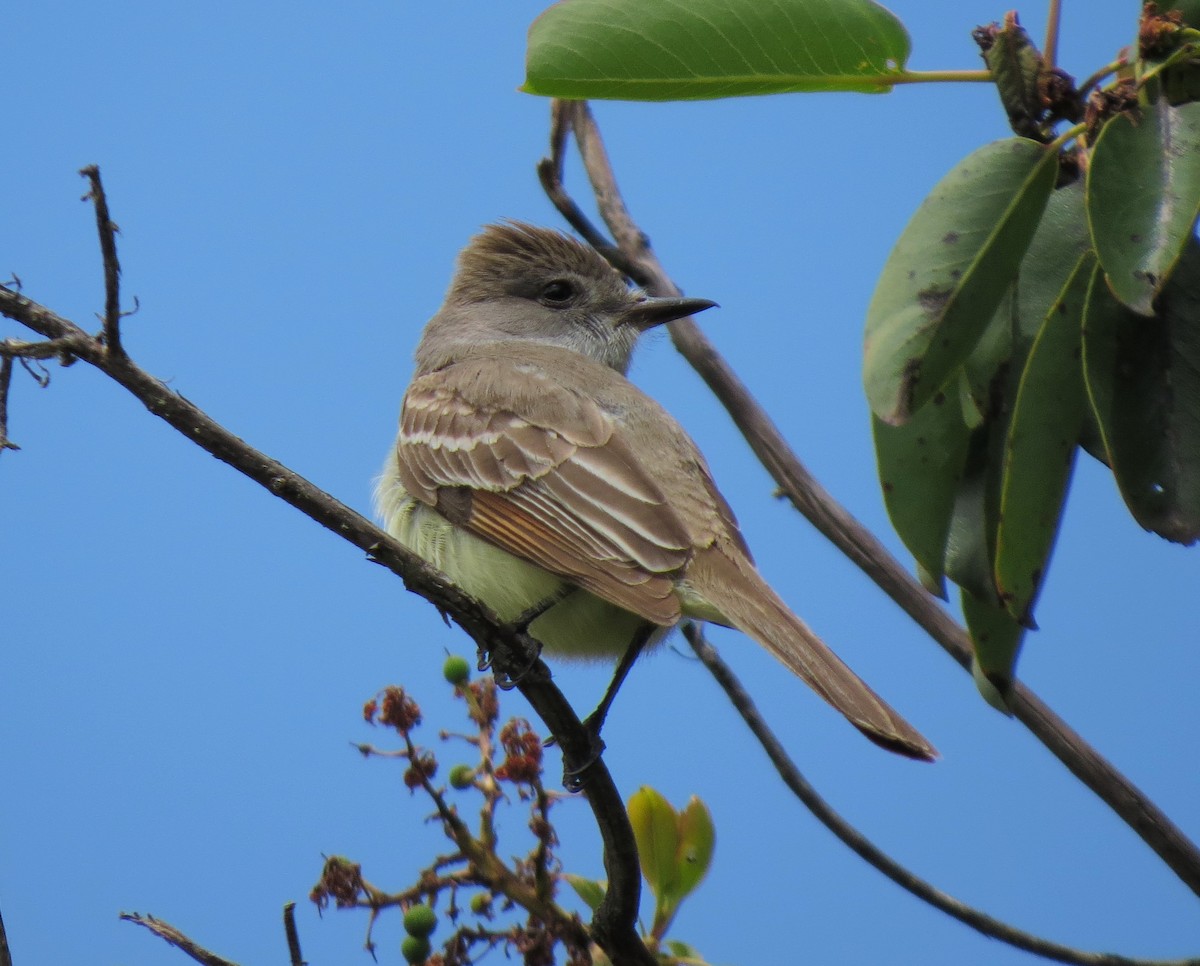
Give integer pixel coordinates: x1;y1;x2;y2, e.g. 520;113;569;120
1078;58;1126;96
887;69;993;85
1138;41;1200;86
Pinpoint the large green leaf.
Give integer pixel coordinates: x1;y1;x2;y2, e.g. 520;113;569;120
1082;240;1200;543
864;139;1058;424
1087;99;1200;315
995;253;1094;625
523;0;910;100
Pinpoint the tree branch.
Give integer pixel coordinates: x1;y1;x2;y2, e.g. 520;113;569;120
119;914;240;966
79;165;125;357
0;355;17;454
0;902;12;966
683;623;1200;966
0;172;652;966
283;902;305;966
537;97;1200;899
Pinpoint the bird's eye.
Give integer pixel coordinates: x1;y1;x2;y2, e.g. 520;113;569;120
540;279;576;305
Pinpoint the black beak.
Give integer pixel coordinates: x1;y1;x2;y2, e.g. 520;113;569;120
620;295;718;331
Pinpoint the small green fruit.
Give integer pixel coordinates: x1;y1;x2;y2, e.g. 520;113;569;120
400;933;431;964
469;891;492;915
443;655;471;686
403;903;438;938
448;764;475;789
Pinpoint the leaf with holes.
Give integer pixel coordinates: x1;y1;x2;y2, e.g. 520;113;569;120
864;138;1057;424
524;0;910;100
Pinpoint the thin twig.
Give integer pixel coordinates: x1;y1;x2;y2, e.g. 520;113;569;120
119;913;240;966
1;335;90;361
0;356;17;454
78;165;124;357
1044;0;1063;72
283;902;305;966
0;277;651;966
683;623;1200;966
0;902;12;966
538;98;1200;899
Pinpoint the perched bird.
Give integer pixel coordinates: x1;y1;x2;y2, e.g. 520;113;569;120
377;223;935;761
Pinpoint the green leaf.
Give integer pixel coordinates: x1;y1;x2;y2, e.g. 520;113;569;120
665;940;704;959
523;0;910;100
943;430;997;602
995;252;1094;625
627;786;680;903
960;289;1016;422
873;391;971;590
1082;239;1200;543
865;138;1058;423
962;589;1025;710
1015;181;1092;346
1087;99;1200;315
564;874;607;912
977;14;1046;140
675;796;715;899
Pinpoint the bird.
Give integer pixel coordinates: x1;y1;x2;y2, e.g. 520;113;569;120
376;222;935;762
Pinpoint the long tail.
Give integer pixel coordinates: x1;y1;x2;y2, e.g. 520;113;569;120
689;548;936;761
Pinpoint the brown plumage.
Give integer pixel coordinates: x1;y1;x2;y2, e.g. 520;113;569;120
379;223;936;761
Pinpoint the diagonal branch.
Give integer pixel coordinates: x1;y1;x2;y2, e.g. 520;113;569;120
684;623;1200;966
537;97;1200;899
119;913;240;966
0;177;651;966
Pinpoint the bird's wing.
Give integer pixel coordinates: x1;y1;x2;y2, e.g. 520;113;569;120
393;357;692;625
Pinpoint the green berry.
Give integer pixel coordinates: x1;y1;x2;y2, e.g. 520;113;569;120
400;933;431;964
442;654;471;686
403;903;438;938
469;891;492;915
448;764;475;789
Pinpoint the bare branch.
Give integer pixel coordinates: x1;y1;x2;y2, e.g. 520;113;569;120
684;624;1200;966
538;98;1200;899
0;235;650;966
119;913;240;966
79;165;125;356
0;902;12;966
0;356;17;454
283;902;305;966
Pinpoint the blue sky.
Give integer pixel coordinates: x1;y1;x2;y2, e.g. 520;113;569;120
4;2;1198;964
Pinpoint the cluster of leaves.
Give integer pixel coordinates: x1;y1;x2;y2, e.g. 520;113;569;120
523;0;1200;699
867;4;1200;698
309;657;716;964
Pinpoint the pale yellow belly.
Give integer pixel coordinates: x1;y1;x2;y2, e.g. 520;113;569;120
379;487;663;661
